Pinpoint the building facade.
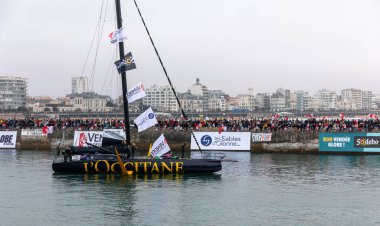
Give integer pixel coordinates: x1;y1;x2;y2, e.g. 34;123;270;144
0;76;28;110
314;89;337;111
178;92;203;112
143;85;178;112
65;92;113;112
72;77;89;94
294;90;310;111
189;78;209;112
340;88;362;110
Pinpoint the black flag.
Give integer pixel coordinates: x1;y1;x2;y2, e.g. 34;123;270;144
114;52;137;73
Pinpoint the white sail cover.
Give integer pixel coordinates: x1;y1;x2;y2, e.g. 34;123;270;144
127;82;146;103
134;107;158;132
150;134;171;157
109;27;127;44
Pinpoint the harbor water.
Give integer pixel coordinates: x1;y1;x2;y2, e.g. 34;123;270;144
1;149;380;225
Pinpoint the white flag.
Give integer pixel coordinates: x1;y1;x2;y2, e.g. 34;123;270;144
127;82;146;103
150;134;171;157
134;107;158;132
109;27;127;44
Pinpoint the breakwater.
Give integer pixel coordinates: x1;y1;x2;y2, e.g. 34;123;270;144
12;129;319;153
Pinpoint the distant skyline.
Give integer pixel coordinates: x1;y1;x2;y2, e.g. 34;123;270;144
1;0;380;98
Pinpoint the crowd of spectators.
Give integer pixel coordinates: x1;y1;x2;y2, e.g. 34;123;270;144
1;116;380;132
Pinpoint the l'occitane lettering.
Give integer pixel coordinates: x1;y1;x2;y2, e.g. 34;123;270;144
83;160;185;173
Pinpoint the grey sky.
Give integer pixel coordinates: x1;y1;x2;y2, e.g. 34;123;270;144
1;0;380;98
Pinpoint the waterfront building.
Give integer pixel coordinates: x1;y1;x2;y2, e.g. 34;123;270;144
71;77;89;94
226;97;239;111
208;89;228;112
65;92;113;112
294;90;310;111
236;94;254;110
178;91;203;112
362;90;374;110
143;85;178;112
270;92;286;111
372;94;380;109
27;96;56;112
276;88;291;109
340;88;362;110
314;89;337;111
0;76;28;110
189;78;209;112
255;93;270;110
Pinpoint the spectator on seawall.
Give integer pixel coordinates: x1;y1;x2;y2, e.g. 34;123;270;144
0;114;379;132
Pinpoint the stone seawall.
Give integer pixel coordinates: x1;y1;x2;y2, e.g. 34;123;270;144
13;129;320;153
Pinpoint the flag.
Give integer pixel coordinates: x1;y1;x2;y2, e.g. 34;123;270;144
42;125;48;134
218;125;224;134
150;134;171;157
133;107;158;132
109;27;127;44
369;114;378;119
114;52;136;73
340;112;345;120
127;82;146;103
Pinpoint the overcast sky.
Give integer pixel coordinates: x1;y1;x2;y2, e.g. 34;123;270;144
1;0;380;98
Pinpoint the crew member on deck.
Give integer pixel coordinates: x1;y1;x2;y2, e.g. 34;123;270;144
63;146;73;162
131;143;137;159
181;142;186;159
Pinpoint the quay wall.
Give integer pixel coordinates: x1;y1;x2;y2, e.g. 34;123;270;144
12;129;319;153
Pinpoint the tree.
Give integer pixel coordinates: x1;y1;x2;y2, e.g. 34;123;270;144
44;107;51;112
17;106;28;113
106;101;114;107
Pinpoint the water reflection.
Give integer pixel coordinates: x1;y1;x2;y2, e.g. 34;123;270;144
51;172;221;224
246;153;380;187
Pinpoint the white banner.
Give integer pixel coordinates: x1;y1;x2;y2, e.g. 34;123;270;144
21;129;47;136
191;132;251;151
109;27;127;44
0;131;17;148
150;134;171;157
252;133;272;142
73;131;103;147
134;107;158;132
103;129;125;139
127;82;146;104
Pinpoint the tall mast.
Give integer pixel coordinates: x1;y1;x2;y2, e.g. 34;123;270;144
115;0;131;145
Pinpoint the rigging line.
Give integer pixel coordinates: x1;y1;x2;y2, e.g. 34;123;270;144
80;0;105;79
132;0;203;153
89;0;108;93
88;0;105;93
100;47;117;95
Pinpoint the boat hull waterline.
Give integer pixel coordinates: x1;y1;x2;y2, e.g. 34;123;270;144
52;159;222;174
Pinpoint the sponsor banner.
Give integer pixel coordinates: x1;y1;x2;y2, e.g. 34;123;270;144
191;132;251;151
150;134;171;157
252;133;272;142
109;27;127;44
73;131;103;147
134;107;158;132
127;82;146;104
0;131;17;148
103;129;125;139
21;129;47;136
319;132;380;152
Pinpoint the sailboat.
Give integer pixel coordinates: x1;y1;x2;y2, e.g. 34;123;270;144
52;0;222;174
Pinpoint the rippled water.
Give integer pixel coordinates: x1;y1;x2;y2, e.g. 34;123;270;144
1;149;380;225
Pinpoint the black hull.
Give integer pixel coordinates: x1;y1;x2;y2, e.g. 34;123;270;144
52;158;222;174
